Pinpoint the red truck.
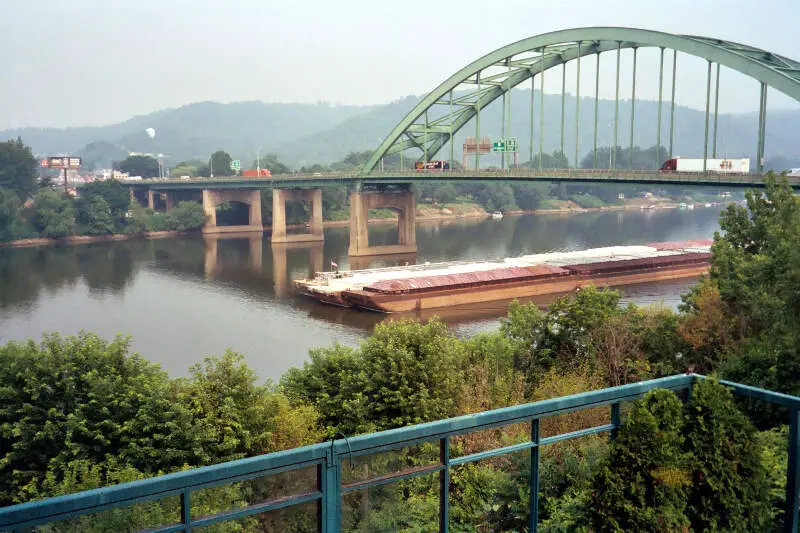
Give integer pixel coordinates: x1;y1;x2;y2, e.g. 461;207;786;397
242;169;272;178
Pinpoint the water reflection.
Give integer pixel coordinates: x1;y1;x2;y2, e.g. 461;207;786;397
0;207;724;380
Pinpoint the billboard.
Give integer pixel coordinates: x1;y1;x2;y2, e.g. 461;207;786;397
43;157;81;169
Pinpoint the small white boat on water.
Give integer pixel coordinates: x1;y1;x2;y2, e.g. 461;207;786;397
491;211;503;219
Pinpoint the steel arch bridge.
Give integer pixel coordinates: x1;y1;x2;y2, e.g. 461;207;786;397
362;27;800;175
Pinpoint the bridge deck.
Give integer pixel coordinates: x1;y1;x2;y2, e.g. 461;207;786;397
120;169;800;190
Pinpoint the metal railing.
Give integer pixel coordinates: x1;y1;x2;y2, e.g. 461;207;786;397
2;374;799;532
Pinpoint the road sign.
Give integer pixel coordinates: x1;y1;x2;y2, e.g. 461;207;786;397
230;160;241;171
492;138;518;153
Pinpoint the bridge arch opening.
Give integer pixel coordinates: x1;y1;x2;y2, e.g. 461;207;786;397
215;201;251;227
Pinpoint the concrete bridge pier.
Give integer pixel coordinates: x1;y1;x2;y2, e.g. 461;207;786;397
348;188;416;257
202;189;263;234
271;188;324;243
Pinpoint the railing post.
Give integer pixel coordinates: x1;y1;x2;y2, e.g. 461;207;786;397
322;448;341;533
439;437;450;533
181;490;192;533
530;418;540;533
786;409;800;533
610;402;621;441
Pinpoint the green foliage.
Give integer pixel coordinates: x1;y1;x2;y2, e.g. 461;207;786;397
0;137;38;199
211;150;234;176
474;183;516;212
588;389;691;532
580;144;668;170
252;154;290;174
82;195;113;234
281;319;466;435
32;188;76;238
0;333;198;505
568;193;605;208
0;332;322;514
708;175;800;397
684;379;772;532
167;201;207;231
78;179;131;231
116;155;160;178
0;188;35;241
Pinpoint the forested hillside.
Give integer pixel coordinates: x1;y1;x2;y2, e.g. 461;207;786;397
3;93;799;171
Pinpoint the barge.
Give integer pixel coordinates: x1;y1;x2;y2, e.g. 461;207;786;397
293;240;713;313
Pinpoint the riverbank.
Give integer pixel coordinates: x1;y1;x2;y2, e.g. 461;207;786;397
0;230;193;249
0;199;714;249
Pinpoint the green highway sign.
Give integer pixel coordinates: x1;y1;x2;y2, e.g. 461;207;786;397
492;138;518;153
230;160;241;170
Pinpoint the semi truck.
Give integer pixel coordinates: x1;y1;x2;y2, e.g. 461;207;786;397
241;169;272;177
660;157;750;173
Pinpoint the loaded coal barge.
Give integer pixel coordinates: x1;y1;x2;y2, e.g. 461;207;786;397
293;240;712;313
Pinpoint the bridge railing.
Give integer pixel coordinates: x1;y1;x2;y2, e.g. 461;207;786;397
2;373;799;532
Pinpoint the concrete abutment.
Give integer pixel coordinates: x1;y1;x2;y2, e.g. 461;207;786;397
348;188;416;257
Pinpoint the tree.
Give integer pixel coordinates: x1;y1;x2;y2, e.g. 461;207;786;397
32;188;76;238
115;155;160;178
167;201;207;231
0;137;38;199
83;195;114;235
210;150;234;176
588;389;690;532
281;319;466;435
0;333;199;505
252;154;290;175
432;184;458;204
683;379;772;532
705;175;800;396
78;179;131;231
0;189;28;241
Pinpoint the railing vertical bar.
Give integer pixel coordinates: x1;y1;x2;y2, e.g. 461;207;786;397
317;463;323;533
530;418;541;533
610;402;621;441
785;408;800;533
574;41;581;170
439;437;450;533
181;490;191;533
560;61;566;157
322;450;340;533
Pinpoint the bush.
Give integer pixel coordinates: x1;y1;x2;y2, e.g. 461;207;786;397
568;193;605;209
588;389;690;532
167;201;207;231
684;379;772;532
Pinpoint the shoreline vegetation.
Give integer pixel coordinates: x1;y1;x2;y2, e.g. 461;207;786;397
0;198;715;250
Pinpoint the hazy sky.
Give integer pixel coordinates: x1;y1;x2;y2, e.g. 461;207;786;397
2;0;799;130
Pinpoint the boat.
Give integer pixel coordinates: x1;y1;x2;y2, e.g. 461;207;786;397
293;241;713;313
491;211;503;219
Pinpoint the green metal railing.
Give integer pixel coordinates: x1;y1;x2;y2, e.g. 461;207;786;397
2;374;799;532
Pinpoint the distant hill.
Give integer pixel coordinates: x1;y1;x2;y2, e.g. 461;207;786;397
2;93;799;171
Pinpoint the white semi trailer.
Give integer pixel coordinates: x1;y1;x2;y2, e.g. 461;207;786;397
660;157;750;173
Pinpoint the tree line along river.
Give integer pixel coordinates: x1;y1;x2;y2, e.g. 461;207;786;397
0;207;724;381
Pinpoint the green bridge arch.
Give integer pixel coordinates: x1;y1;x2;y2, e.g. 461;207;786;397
363;27;800;174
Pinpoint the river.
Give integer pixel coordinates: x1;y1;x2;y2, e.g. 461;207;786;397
0;206;724;382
